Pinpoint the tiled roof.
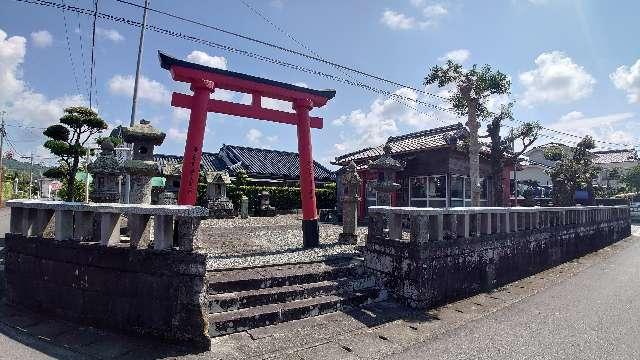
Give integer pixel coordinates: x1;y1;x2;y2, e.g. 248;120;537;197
333;123;466;165
155;145;334;182
593;149;639;164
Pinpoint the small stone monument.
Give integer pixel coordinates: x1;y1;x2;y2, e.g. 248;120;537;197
205;171;235;218
240;195;249;219
159;162;182;205
121;119;166;204
368;144;404;206
88;139;123;203
256;190;277;217
339;161;361;244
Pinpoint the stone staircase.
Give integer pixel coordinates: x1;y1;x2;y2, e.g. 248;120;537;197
206;257;383;337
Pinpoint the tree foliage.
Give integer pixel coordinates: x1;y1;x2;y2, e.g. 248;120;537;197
43;106;107;201
424;60;511;118
544;136;600;206
621;165;640;192
483;103;541;206
424;60;511;206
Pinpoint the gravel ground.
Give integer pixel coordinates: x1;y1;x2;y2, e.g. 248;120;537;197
199;214;368;270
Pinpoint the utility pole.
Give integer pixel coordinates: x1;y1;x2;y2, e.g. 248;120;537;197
84;150;91;202
0;110;5;206
125;0;149;204
513;140;518;207
21;152;33;199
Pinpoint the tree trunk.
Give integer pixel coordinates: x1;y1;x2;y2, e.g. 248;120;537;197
66;156;80;202
467;98;481;207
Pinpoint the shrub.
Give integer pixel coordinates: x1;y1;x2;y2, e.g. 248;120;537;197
226;185;336;211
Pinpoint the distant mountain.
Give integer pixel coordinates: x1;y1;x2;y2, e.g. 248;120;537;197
2;157;52;175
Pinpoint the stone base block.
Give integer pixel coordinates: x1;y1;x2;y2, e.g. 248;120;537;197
338;233;358;245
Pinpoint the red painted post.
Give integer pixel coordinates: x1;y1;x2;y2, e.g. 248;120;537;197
177;79;215;205
293;99;319;248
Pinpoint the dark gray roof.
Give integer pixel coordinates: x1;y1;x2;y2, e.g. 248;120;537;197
333;123;466;165
593;149;639;164
155;144;335;182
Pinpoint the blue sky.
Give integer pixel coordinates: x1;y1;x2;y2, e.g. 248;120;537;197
0;0;639;168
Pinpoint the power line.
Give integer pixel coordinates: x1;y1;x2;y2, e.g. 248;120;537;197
113;0;448;102
88;0;98;109
16;0;634;149
238;0;447;127
60;0;81;94
75;3;91;99
114;0;635;149
18;0;455;113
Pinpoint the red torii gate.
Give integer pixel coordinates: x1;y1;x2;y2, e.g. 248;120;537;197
159;52;335;247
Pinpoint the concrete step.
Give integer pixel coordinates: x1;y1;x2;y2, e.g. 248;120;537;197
208;276;377;313
206;258;365;295
208;289;382;337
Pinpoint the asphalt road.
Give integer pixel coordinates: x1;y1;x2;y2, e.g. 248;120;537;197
391;233;640;360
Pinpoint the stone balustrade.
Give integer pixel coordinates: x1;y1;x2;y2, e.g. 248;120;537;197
364;204;631;309
6;200;208;251
368;205;630;244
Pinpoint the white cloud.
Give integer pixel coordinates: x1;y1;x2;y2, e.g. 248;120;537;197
410;0;425;6
0;28;86;132
107;74;171;104
186;50;227;70
519;51;596;106
547;111;636;145
610;58;640;104
380;10;423;30
438;49;470;63
30;30;52;48
331;88;448;155
95;27;124;42
246;128;278;148
423;4;448;17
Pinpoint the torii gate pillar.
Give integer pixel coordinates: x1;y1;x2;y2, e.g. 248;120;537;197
293;99;319;245
159;51;335;248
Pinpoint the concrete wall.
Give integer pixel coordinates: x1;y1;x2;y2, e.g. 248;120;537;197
364;217;631;309
4;235;210;349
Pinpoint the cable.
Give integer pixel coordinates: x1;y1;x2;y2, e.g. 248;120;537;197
113;0;448;102
238;0;447;126
88;0;98;109
75;2;91;99
114;0;638;149
16;0;634;149
61;0;81;94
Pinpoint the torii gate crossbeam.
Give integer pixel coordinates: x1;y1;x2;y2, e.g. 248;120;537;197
159;52;335;248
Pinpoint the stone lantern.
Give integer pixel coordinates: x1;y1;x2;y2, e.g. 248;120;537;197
87;139;123;203
338;161;361;244
205;171;235;218
122;119;166;204
368;144;404;206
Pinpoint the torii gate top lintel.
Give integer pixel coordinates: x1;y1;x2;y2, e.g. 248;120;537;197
159;51;335;247
159;52;335;107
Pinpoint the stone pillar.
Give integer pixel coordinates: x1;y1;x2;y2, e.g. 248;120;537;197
339;162;361;244
240;196;249;219
130;175;153;204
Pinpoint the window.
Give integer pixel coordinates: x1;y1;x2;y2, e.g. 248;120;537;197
409;175;448;208
451;176;464;208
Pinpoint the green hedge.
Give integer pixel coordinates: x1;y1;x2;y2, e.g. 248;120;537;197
227;185;336;211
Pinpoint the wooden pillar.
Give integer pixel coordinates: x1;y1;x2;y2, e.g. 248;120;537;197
293;98;319;248
177;79;214;205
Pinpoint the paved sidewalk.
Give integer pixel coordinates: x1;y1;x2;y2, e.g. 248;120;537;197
391;230;640;359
